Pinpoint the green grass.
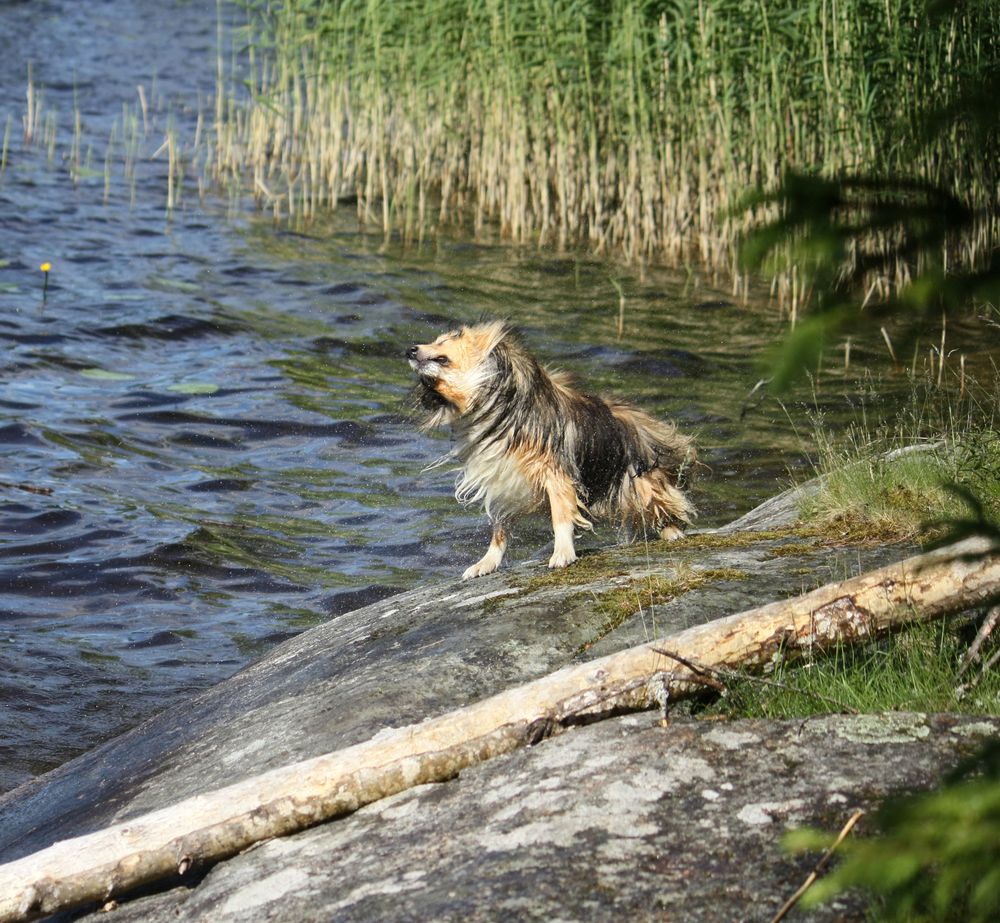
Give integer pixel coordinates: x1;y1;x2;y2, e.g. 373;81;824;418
211;0;1000;285
799;372;1000;542
801;444;998;542
702;372;1000;722
697;373;1000;923
700;620;1000;720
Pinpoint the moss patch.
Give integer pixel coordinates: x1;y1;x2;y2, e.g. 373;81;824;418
519;554;630;593
579;566;750;652
799;512;938;547
511;517;917;598
673;520;915;552
669;528;799;551
767;542;824;559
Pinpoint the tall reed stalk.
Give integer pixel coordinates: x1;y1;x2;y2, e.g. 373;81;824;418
209;1;1000;290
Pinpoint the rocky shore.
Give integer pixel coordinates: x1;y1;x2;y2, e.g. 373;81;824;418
0;483;994;922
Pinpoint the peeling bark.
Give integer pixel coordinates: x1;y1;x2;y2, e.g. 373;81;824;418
0;537;996;922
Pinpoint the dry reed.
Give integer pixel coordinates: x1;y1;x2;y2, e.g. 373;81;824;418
208;0;1000;306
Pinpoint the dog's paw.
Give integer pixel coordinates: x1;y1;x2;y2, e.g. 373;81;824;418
659;525;685;542
547;549;577;569
463;560;498;580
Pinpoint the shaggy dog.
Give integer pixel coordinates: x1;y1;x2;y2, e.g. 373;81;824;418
408;321;696;579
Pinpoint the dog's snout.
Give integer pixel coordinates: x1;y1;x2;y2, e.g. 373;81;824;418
406;345;419;360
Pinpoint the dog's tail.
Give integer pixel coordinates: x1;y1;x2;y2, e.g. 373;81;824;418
607;403;697;537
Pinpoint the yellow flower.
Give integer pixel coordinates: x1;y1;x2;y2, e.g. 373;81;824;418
40;262;51;272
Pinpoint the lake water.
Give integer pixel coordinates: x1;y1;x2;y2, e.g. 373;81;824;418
0;1;983;793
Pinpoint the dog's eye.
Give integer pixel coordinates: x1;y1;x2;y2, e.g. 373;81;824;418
434;355;450;366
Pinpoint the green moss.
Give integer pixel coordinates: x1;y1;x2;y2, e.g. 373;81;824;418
479;591;531;617
700;567;752;583
520;554;630;593
672;522;913;552
578;566;750;652
669;528;799;551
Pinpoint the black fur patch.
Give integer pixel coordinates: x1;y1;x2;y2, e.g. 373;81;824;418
463;340;637;506
569;395;632;502
413;378;451;411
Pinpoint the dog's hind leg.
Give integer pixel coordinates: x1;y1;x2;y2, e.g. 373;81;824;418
628;470;694;542
463;521;508;580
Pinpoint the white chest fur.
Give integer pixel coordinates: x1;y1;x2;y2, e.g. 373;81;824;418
454;438;541;520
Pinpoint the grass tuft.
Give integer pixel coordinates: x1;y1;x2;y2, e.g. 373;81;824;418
702;620;1000;720
801;372;1000;542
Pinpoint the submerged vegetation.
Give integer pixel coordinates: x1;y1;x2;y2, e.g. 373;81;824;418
213;0;1000;293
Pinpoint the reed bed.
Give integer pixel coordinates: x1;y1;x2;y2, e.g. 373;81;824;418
211;0;1000;295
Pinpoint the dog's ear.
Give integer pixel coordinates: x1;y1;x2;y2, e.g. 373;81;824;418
472;319;511;353
488;329;514;377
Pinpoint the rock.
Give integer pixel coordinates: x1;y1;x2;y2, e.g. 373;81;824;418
0;522;903;863
711;481;819;532
57;714;1000;923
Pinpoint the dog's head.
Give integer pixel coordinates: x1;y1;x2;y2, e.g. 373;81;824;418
407;321;509;421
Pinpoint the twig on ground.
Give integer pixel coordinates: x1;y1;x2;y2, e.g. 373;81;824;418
770;809;865;923
959;604;1000;676
651;647;725;692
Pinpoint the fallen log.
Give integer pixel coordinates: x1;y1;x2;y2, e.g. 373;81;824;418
1;536;997;922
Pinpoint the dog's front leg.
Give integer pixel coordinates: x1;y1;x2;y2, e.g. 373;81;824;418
545;472;580;569
463;521;508;580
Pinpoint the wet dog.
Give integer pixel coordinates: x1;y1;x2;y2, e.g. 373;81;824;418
408;321;696;578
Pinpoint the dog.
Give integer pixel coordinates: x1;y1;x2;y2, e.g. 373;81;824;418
407;321;696;579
